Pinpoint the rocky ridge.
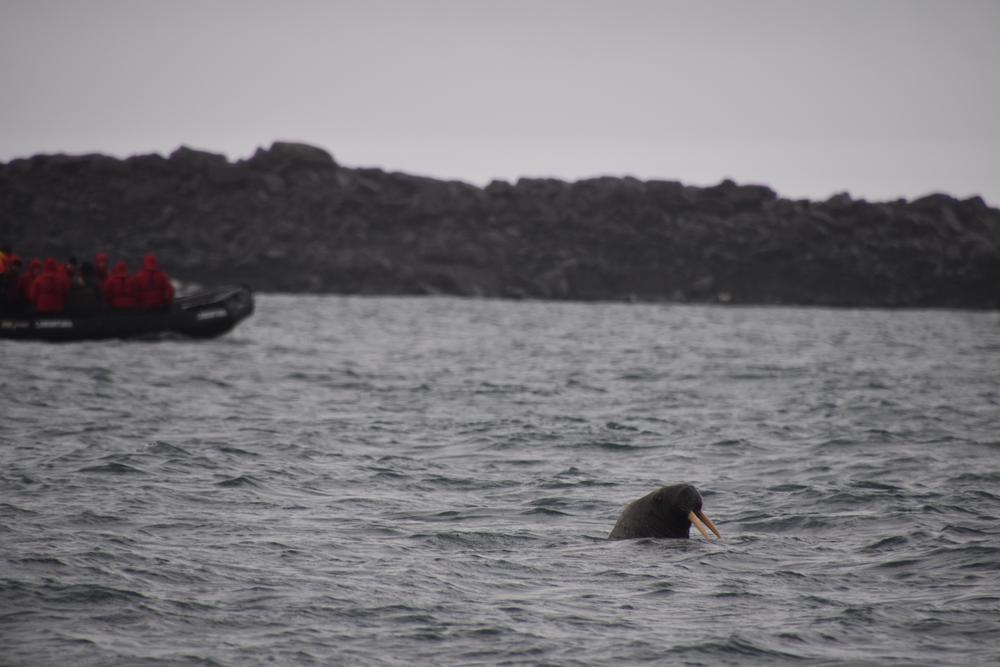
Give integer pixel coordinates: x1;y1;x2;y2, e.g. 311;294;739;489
2;141;998;308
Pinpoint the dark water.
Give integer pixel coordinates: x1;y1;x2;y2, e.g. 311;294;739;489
3;296;999;666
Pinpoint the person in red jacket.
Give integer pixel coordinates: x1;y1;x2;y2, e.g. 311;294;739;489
29;258;70;313
19;258;42;303
103;260;139;310
94;252;110;282
134;254;174;310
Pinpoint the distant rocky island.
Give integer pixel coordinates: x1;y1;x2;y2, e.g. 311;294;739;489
2;142;998;308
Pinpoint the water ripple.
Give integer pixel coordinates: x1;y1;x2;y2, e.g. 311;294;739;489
2;296;999;665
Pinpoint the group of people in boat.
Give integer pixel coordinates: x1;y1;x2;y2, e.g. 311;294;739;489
0;246;175;317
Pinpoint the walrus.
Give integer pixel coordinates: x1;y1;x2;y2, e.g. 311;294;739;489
608;483;721;540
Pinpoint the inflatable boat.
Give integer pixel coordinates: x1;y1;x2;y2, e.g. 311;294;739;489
0;285;254;341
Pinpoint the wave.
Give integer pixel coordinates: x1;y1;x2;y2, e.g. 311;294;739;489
77;462;147;475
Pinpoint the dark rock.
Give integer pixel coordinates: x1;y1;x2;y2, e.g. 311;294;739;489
245;142;338;172
169;146;228;168
2;143;998;309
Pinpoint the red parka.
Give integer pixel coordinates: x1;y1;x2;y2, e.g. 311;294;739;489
103;261;139;309
134;254;174;310
29;258;70;313
19;259;42;302
94;252;110;282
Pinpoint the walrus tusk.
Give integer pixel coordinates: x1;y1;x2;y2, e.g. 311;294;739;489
688;511;711;540
698;511;722;539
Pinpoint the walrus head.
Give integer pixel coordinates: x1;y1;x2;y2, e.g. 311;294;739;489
653;484;721;540
608;483;722;540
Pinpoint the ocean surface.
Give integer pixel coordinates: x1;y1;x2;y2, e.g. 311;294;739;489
2;295;999;666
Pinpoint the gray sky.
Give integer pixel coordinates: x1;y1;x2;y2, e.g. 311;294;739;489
2;0;999;204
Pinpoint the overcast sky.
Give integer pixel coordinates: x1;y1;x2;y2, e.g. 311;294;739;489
2;0;998;204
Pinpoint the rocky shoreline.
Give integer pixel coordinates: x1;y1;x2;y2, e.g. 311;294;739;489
2;142;998;308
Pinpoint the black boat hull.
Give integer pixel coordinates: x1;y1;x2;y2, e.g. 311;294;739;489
0;285;254;342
